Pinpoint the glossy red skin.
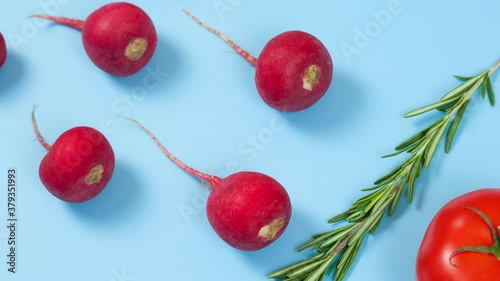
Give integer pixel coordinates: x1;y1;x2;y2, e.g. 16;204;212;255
255;31;333;112
82;2;157;76
206;172;292;251
416;188;500;281
0;32;6;68
39;126;115;203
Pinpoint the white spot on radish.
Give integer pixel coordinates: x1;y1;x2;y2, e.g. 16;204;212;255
85;164;104;185
258;217;285;241
125;38;148;60
303;65;321;91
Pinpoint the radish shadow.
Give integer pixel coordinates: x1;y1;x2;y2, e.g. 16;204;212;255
0;52;24;98
283;69;365;137
67;161;144;227
109;34;183;95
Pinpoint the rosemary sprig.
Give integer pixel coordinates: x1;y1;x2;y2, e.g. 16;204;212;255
269;59;500;281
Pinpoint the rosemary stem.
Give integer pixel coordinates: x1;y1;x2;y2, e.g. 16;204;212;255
490;59;500;74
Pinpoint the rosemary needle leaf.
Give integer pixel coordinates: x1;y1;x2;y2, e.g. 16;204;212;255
373;165;403;185
311;228;338;240
392;117;447;156
287;259;327;279
328;213;349;224
409;117;447;145
352;192;378;206
349;214;379;245
336;243;362;281
407;159;422;203
393;129;427;152
346;211;367;223
404;99;451;118
481;78;488;99
368;209;386;233
389;181;407;216
423;119;448;168
299;235;333;252
407;136;430;154
453;75;474;80
361;183;383;192
284;276;309;281
305;256;335;281
487;77;495;106
319;226;355;249
445;99;470;153
371;184;395;212
381;149;406;159
300;225;353;252
268;258;322;279
407;181;415;204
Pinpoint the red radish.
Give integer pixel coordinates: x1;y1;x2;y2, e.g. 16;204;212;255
32;107;115;203
183;10;333;112
0;32;6;68
124;117;292;251
31;2;157;76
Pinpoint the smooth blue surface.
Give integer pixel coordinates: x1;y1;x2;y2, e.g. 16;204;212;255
1;1;500;280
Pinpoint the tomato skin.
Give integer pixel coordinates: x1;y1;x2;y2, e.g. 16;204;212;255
416;189;500;281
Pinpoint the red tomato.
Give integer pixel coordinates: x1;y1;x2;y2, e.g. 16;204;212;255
416;188;500;281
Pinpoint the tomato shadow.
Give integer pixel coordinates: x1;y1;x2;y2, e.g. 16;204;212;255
239;207;326;277
0;52;24;99
67;161;144;228
108;34;184;97
282;69;365;137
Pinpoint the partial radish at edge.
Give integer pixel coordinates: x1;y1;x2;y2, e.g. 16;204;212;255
0;32;6;68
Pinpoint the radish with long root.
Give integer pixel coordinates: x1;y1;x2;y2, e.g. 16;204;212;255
32;2;157;76
32;107;115;202
124;117;292;251
0;32;6;68
183;10;333;112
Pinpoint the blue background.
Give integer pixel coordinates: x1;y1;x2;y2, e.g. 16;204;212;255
1;1;500;280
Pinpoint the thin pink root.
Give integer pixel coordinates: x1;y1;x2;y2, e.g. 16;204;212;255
183;9;258;66
31;105;52;151
30;14;85;31
121;116;222;187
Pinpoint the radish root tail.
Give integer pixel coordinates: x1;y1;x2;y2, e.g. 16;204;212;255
183;9;258;66
31;105;53;151
30;14;85;31
120;116;221;187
